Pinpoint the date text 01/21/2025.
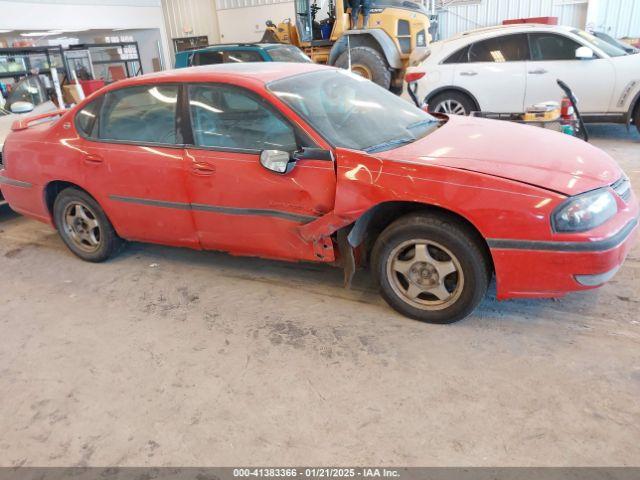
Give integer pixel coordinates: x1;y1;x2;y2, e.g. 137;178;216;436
232;468;401;478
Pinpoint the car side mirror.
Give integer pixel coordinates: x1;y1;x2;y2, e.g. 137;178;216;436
10;101;35;114
575;46;594;60
260;149;295;174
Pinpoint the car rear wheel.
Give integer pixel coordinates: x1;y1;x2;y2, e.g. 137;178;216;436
335;46;391;90
53;188;123;262
634;104;640;135
371;214;490;324
428;91;476;116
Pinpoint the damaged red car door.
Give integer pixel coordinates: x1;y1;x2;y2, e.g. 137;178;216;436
183;82;336;261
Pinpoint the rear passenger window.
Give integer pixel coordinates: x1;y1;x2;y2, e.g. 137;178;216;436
188;84;297;152
529;33;583;60
468;34;529;62
98;85;179;145
75;99;101;138
443;45;470;64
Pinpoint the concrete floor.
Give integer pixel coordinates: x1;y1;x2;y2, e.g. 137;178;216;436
0;125;639;467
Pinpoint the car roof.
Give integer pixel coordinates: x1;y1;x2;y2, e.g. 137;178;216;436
106;62;330;89
447;23;575;42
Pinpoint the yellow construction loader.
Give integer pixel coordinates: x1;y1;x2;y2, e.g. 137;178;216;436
261;0;431;91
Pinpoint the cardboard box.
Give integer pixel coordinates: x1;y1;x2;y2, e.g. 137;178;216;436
63;84;83;105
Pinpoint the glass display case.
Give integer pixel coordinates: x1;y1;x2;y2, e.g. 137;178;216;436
66;42;142;83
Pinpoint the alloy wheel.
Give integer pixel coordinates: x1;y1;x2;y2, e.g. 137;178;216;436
386;239;464;311
433;99;467;115
62;201;102;253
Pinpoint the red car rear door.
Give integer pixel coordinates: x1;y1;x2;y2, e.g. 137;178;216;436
183;82;336;262
76;84;198;248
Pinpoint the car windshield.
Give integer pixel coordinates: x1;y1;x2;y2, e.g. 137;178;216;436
572;29;627;57
267;46;312;63
5;76;48;110
268;69;439;152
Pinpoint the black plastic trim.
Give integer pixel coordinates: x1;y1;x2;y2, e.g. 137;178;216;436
488;218;638;252
108;194;318;223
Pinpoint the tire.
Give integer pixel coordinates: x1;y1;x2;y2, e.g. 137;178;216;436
634;104;640;135
371;214;490;324
53;187;123;262
335;46;391;90
428;90;476;116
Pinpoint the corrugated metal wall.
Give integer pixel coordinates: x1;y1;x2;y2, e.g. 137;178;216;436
592;0;640;38
161;0;220;46
436;0;588;40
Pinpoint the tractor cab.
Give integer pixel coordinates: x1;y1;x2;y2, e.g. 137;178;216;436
295;0;336;44
262;0;430;91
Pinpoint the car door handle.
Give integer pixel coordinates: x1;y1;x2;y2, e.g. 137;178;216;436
459;71;478;76
192;162;215;176
83;154;103;164
528;68;548;74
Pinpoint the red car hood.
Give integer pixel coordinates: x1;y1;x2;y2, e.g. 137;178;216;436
383;115;621;196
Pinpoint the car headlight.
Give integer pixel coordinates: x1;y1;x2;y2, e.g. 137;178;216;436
552;188;617;233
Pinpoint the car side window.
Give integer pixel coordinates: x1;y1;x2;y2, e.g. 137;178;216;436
98;85;179;145
75;98;101;138
443;45;470;64
529;33;583;61
188;84;297;152
224;50;263;63
192;51;224;66
192;50;263;66
468;34;529;62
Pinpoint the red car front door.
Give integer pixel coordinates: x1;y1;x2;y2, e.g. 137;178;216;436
183;83;336;262
76;84;198;248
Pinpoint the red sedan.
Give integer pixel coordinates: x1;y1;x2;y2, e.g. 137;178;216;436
0;63;637;323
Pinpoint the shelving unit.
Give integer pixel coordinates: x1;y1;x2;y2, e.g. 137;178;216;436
0;45;69;82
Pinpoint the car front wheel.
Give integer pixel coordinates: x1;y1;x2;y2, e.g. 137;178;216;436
371;214;490;324
53;187;123;262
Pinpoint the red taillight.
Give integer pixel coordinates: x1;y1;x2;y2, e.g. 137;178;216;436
405;71;426;83
560;97;574;120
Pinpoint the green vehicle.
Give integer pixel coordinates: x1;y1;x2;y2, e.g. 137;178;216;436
174;43;312;68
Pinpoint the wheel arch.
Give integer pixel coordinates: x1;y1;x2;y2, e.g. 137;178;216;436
627;87;640;126
346;200;493;272
328;30;402;69
43;180;108;227
425;86;481;112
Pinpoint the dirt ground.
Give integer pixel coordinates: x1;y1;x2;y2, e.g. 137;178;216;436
0;124;639;467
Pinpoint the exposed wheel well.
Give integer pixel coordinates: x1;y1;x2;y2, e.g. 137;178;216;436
350;201;493;273
425;87;480;112
44;181;93;224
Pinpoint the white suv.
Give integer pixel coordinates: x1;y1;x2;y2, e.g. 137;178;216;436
405;24;640;132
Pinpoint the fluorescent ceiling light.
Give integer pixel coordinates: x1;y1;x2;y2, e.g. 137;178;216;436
20;30;64;37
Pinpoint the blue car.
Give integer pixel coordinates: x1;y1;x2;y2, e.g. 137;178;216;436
175;43;312;68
